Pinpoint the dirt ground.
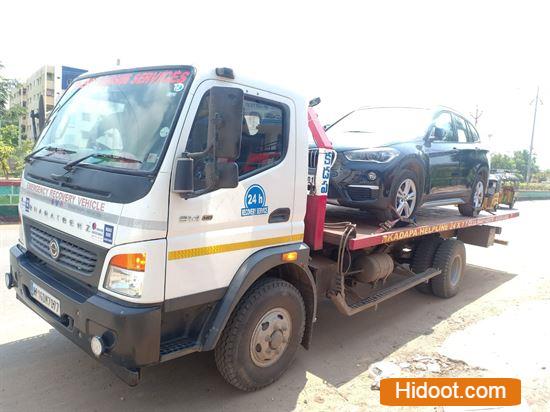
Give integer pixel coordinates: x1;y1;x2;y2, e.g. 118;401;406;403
1;201;549;412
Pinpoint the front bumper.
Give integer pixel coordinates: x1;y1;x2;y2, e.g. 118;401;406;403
328;153;406;210
8;245;161;385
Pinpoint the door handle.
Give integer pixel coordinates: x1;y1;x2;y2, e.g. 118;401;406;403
268;208;290;223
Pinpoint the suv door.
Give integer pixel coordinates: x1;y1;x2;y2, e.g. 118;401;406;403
165;81;299;302
463;119;488;190
452;114;475;193
424;111;462;197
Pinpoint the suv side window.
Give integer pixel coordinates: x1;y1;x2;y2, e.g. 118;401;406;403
466;121;480;143
453;115;469;143
431;112;456;142
185;91;287;189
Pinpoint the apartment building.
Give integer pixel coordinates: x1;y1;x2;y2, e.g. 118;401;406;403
10;65;87;140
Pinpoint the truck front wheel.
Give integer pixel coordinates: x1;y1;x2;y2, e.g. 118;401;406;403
214;277;306;391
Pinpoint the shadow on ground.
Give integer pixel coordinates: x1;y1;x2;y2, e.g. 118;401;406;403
0;264;516;411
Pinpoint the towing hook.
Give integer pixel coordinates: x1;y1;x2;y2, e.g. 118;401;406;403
5;272;15;289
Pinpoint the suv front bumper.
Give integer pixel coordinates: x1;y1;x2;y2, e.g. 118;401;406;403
8;245;161;385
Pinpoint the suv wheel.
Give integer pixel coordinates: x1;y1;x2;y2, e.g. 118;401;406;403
376;170;420;221
459;175;485;217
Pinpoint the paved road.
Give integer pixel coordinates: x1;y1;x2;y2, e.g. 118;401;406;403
1;202;548;411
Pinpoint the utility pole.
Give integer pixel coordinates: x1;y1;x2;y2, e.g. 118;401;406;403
526;86;542;183
470;105;483;127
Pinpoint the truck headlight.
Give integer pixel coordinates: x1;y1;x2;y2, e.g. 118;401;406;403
344;148;399;163
104;253;146;298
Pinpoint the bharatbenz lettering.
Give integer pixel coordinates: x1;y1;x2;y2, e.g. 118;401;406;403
6;65;518;391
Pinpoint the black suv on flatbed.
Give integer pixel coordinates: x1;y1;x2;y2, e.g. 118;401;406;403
325;106;489;220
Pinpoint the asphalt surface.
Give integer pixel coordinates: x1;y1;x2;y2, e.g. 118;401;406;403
1;201;548;411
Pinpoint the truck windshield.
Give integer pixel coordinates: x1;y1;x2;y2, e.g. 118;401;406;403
34;68;192;173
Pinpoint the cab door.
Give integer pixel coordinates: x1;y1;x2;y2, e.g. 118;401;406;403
424;111;462;197
165;81;299;302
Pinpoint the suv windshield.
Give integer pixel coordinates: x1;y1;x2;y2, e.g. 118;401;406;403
34;68;192;173
327;107;432;145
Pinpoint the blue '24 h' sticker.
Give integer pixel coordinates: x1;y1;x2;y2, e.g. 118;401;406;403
241;185;269;217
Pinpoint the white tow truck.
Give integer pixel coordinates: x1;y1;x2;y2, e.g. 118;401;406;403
6;65;518;391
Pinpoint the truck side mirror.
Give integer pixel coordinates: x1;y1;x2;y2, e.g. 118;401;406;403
173;157;195;194
207;86;244;161
30;95;46;140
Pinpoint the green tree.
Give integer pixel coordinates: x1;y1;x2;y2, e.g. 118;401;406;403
11;139;34;175
0;124;20;146
513;149;538;182
0;62;33;178
1;104;26;127
0;61;8;117
490;153;514;170
491;150;539;182
0;141;15;178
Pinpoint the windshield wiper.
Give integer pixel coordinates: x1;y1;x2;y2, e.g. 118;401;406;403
64;153;143;171
24;146;77;163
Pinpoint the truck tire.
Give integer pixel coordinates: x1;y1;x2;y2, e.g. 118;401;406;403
459;174;485;217
430;239;466;298
214;277;306;391
411;235;443;294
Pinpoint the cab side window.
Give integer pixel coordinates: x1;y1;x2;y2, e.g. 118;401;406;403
239;99;285;176
431;112;456;142
185;91;287;190
453;115;469;143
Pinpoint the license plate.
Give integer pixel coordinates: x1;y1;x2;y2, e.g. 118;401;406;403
30;282;61;317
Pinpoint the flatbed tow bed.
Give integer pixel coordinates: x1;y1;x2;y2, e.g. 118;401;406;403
324;206;520;249
311;205;519;316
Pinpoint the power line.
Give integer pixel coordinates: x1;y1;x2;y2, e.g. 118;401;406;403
526;86;543;182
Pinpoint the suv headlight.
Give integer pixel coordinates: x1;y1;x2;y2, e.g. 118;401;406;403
344;148;399;163
104;253;146;298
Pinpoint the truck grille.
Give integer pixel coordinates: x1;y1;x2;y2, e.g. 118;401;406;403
29;226;98;273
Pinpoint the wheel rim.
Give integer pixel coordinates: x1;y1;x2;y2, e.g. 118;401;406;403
473;181;484;209
250;307;292;368
395;178;417;218
450;255;462;286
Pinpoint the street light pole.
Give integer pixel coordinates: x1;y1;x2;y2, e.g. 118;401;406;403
526;86;541;183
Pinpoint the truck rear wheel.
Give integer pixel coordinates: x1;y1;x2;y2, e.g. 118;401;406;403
430;239;466;298
214;277;305;391
411;235;443;294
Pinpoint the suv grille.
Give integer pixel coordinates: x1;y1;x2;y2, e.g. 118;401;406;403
29;226;98;273
346;186;374;201
308;149;319;168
